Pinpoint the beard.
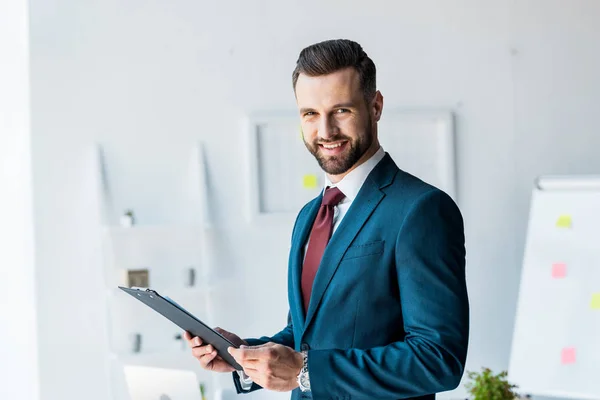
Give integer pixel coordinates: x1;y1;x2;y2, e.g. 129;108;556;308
304;120;374;175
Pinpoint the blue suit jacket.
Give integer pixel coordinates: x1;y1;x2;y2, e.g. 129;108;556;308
234;154;469;399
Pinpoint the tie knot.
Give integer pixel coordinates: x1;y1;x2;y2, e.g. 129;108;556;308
322;186;345;207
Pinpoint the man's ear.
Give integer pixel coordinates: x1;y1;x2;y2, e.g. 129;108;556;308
371;91;384;122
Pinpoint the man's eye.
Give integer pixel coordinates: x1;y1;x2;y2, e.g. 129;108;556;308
336;109;349;113
304;111;315;116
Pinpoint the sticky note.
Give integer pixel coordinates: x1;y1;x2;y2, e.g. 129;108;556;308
561;347;576;364
556;215;572;228
299;125;304;140
303;174;318;189
551;263;567;279
590;293;600;310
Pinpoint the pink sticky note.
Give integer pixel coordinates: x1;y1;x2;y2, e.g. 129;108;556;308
561;347;576;364
552;263;567;278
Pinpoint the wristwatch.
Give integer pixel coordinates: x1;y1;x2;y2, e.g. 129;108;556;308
297;350;310;392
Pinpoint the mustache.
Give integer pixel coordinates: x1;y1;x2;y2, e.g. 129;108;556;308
313;135;351;145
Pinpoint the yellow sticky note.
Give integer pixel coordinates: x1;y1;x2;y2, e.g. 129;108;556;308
556;215;572;228
590;293;600;310
303;174;318;189
299;125;304;140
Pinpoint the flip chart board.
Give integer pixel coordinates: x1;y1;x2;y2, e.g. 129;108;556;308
509;176;600;399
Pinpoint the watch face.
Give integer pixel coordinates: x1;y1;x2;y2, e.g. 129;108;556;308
300;374;310;389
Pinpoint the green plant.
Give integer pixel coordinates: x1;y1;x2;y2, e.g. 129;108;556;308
465;367;519;400
199;383;206;400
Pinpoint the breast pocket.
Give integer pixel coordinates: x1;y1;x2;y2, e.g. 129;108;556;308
341;240;385;261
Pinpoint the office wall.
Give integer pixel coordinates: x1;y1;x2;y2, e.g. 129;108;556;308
510;6;600;398
512;0;600;250
0;0;39;399
28;0;600;399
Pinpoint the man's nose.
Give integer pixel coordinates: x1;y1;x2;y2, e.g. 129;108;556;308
318;115;339;141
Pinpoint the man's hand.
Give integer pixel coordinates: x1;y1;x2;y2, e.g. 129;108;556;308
184;327;248;373
228;342;303;392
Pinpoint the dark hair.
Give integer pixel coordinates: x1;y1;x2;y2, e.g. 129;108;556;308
292;39;376;103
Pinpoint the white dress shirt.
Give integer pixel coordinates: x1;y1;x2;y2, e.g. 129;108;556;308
325;146;386;234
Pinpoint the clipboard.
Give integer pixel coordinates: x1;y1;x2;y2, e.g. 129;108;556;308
118;286;242;370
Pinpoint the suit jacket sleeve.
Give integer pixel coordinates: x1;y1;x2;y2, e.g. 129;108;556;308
307;190;469;399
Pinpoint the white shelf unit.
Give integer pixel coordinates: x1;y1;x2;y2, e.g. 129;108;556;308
96;143;220;400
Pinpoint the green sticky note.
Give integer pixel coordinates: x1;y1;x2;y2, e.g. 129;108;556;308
556;215;572;228
591;293;600;310
299;125;304;140
303;174;318;189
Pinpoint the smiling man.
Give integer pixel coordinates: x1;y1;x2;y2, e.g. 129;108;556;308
185;39;469;399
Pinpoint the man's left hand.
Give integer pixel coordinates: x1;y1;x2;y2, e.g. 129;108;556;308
228;342;303;392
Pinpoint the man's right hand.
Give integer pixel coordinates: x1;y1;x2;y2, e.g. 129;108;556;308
184;328;248;373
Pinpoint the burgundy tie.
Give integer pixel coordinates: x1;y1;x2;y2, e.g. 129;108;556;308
301;186;346;313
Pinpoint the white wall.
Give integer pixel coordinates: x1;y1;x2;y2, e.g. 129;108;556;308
27;1;600;399
0;0;40;399
511;5;600;398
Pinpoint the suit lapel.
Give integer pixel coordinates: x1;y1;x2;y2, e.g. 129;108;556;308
303;154;398;332
303;178;384;331
290;195;321;329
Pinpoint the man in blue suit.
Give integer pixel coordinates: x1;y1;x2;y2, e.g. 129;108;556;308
185;39;469;399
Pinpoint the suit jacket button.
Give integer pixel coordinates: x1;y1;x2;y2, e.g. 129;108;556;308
301;343;310;351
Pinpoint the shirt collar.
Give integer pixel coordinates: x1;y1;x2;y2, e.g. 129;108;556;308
325;146;386;202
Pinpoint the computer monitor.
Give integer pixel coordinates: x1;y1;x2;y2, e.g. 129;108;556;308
123;365;202;400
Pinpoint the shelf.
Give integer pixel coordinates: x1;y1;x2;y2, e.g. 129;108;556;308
103;224;206;235
101;228;207;282
107;280;231;298
108;286;209;296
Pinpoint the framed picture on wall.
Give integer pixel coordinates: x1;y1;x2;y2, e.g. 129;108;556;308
245;112;323;223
